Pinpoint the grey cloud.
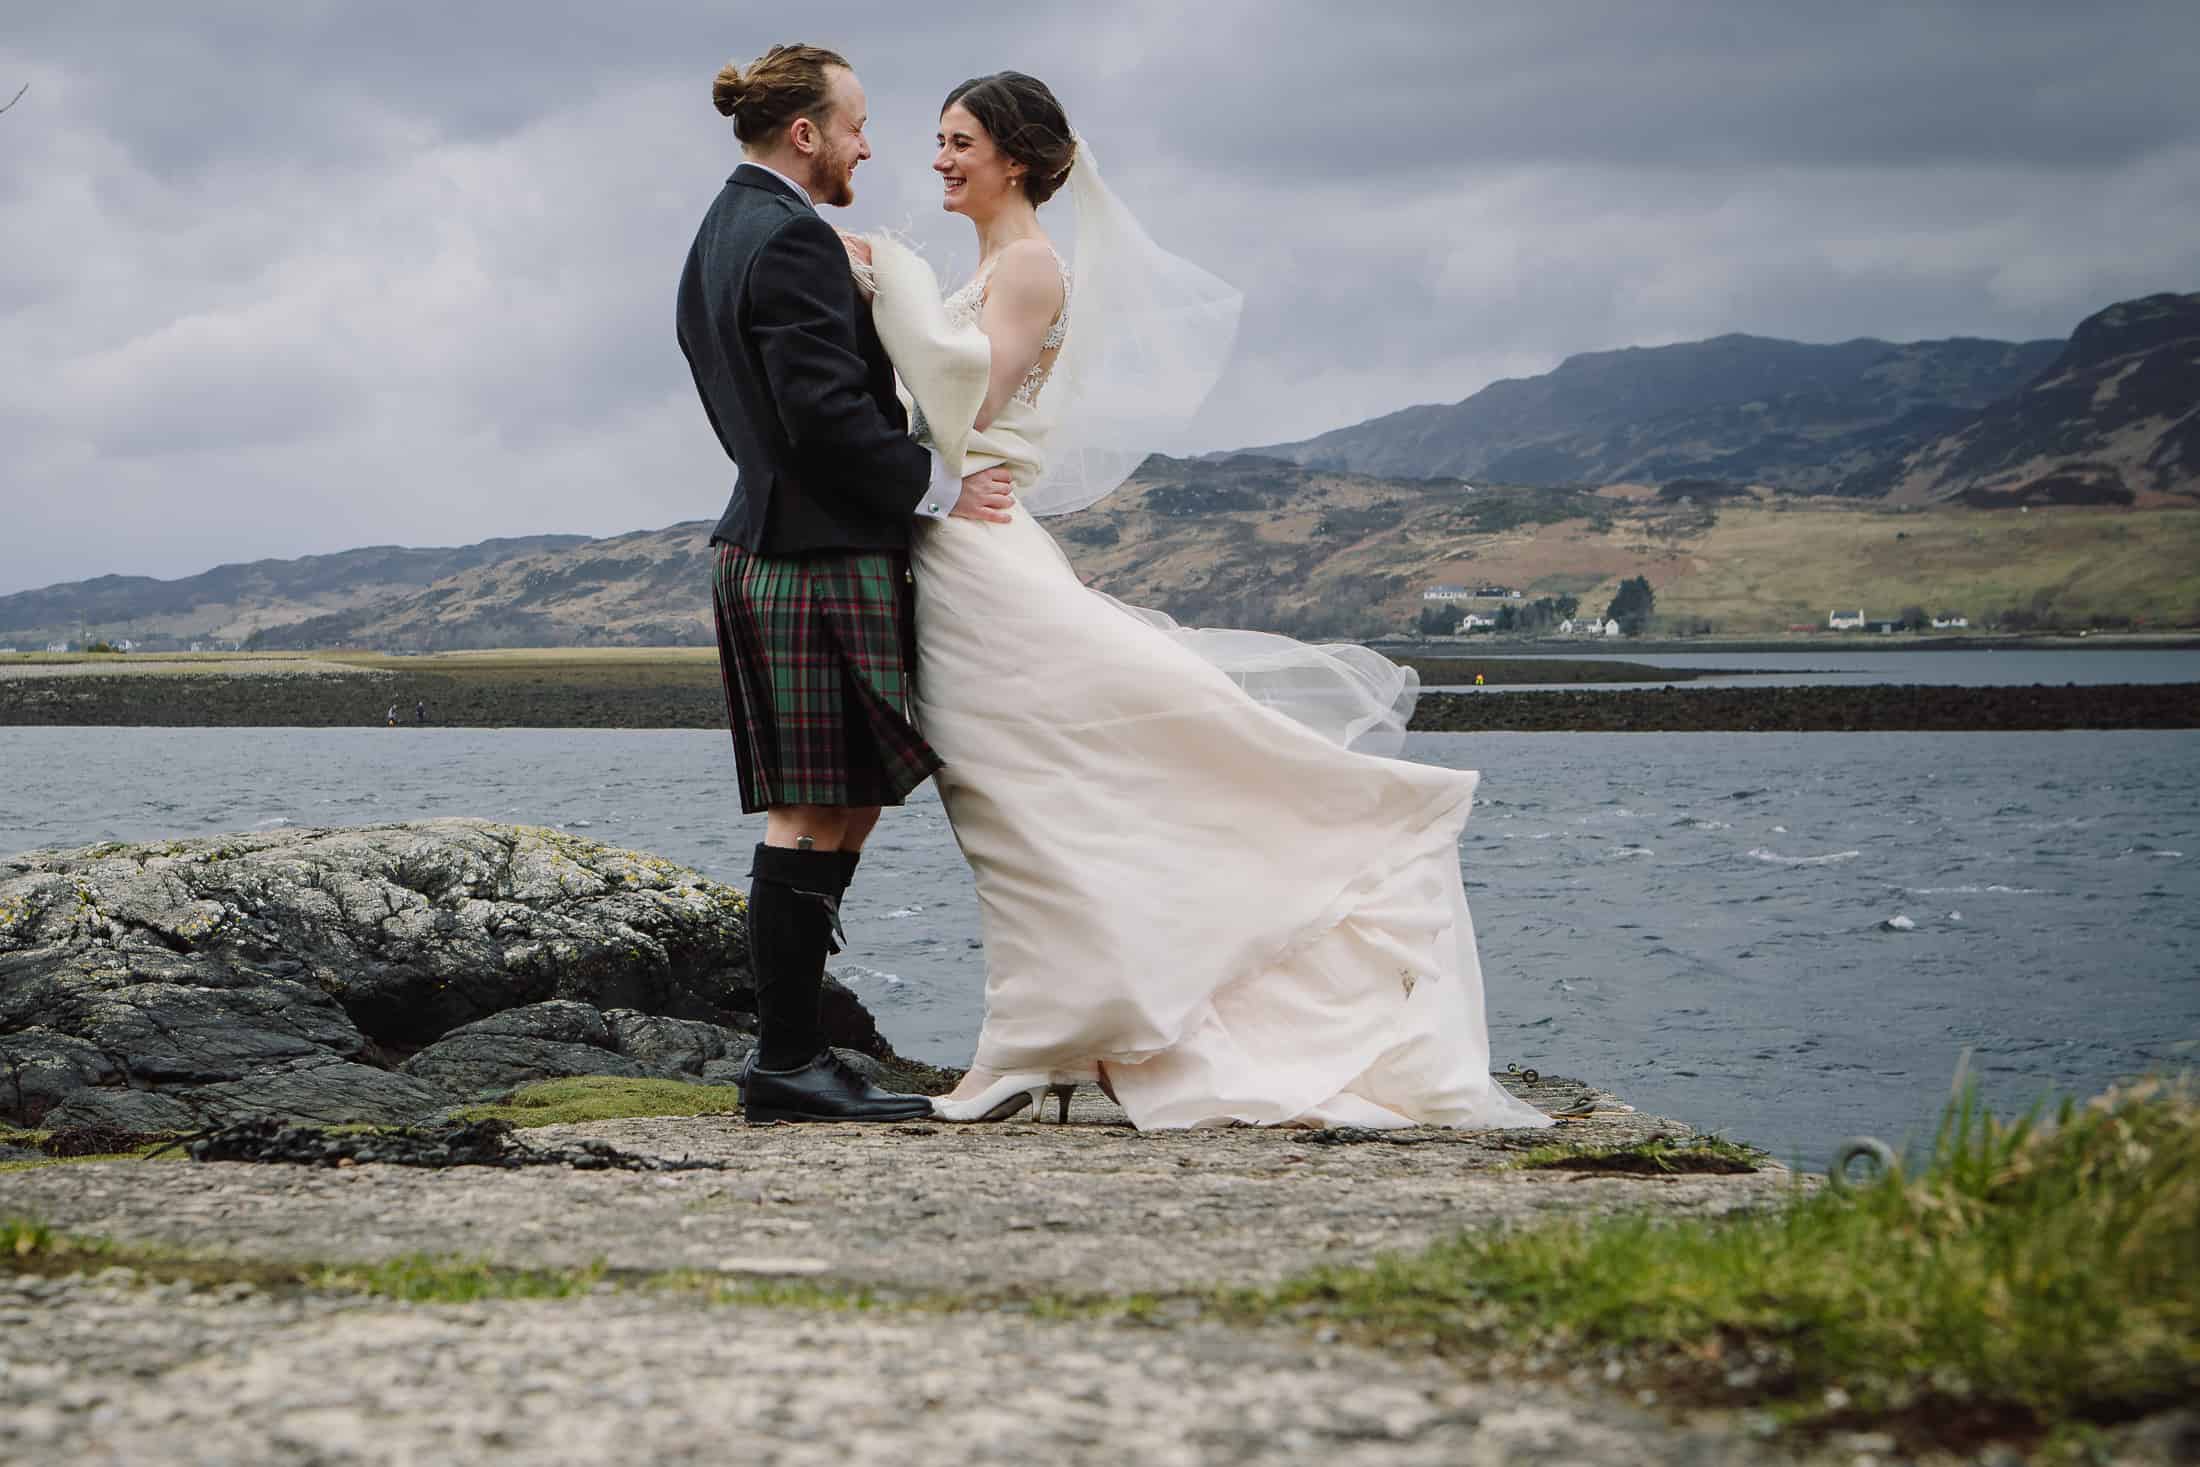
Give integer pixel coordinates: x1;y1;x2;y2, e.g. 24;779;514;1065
1116;1;2200;176
3;1;2198;595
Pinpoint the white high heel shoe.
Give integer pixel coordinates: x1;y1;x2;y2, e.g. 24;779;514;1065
931;1071;1056;1123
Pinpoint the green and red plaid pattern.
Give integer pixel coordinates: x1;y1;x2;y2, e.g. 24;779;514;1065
711;542;942;812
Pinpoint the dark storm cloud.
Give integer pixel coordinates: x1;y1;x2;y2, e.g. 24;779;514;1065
3;1;2197;594
1122;1;2200;176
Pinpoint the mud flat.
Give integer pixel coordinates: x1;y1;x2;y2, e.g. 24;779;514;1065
5;654;2196;731
0;654;727;730
1415;681;2200;732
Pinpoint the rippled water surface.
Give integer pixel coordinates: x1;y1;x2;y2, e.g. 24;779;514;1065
5;727;2194;1169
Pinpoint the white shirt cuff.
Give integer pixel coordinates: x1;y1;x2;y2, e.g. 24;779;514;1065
915;452;956;521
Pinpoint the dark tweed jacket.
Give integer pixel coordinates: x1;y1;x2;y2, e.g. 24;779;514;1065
677;164;932;556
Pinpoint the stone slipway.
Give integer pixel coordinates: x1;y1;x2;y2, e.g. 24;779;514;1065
3;1277;1836;1467
1;819;2045;1463
0;1081;1912;1467
0;1076;1792;1296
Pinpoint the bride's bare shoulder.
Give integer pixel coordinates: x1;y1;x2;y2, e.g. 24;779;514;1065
986;237;1066;311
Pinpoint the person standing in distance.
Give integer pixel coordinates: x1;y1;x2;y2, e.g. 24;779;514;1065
676;43;1014;1123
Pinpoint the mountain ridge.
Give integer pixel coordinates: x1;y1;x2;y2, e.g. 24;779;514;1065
1251;331;2065;488
1854;293;2200;505
9;292;2194;650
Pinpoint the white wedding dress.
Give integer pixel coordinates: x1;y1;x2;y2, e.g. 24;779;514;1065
865;237;1550;1134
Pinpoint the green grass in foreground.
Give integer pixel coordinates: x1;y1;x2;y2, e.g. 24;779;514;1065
451;1075;744;1128
1250;1078;2199;1448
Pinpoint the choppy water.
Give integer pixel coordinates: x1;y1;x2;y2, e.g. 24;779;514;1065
4;727;2195;1170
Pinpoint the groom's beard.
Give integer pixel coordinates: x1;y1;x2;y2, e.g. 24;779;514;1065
815;139;859;208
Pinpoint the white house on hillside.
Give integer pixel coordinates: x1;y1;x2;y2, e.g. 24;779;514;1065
1933;614;1969;629
1603;618;1620;636
1828;609;1865;630
1422;585;1471;602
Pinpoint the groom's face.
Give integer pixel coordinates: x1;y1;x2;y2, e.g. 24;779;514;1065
804;68;872;208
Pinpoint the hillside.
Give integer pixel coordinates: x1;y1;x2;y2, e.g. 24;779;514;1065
210;456;2198;648
246;524;718;651
0;535;589;649
1252;333;2061;489
1054;458;2200;636
1853;293;2200;507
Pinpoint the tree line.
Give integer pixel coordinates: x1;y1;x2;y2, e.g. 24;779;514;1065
1416;577;1658;637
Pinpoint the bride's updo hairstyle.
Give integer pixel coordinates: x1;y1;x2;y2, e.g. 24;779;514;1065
713;43;849;144
941;72;1077;204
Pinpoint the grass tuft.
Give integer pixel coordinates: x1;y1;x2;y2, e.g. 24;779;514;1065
1508;1135;1766;1174
650;1272;885;1311
0;1125;184;1173
451;1075;744;1128
4;1216;56;1258
3;1215;116;1270
1251;1078;2200;1448
309;1254;607;1303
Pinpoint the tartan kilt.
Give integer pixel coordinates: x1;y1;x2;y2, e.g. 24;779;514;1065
711;542;943;813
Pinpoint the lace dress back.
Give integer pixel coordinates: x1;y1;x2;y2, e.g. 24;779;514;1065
942;246;1071;408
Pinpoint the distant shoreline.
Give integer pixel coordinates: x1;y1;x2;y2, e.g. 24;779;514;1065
2;653;2195;733
1377;632;2200;657
1414;683;2200;733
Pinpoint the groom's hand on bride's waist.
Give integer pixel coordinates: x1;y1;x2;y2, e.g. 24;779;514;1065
951;465;1017;524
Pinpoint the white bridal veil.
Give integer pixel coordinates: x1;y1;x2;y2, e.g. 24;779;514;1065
1018;137;1243;516
1038;137;1421;755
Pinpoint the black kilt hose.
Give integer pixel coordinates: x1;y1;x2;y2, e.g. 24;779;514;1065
712;542;943;813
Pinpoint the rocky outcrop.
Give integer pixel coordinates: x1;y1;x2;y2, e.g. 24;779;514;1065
0;820;883;1129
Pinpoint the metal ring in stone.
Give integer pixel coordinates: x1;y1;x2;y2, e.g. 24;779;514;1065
1828;1136;1897;1192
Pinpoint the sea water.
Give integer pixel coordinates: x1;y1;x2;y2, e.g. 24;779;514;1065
4;726;2194;1169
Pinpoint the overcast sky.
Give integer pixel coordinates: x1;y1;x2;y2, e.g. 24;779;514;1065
4;1;2197;594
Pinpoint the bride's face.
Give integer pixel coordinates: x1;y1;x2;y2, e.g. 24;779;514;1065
933;103;1024;218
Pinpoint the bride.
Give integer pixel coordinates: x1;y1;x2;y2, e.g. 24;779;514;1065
854;72;1550;1133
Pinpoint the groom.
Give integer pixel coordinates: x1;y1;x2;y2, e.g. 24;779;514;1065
677;43;1015;1122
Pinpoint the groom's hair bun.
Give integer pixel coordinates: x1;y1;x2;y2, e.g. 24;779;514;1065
713;44;850;144
942;72;1076;205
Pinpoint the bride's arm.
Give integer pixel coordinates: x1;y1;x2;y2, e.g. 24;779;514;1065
972;239;1065;431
